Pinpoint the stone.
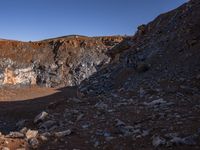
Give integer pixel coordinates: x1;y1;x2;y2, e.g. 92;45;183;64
0;1;199;150
40;135;48;141
170;137;185;145
144;98;167;107
40;132;51;141
54;130;72;138
119;126;140;136
6;132;24;138
2;66;37;86
95;102;108;110
108;40;132;57
152;135;166;147
81;123;91;129
137;24;147;35
182;135;197;145
115;119;125;127
20;127;28;134
26;129;38;139
16;120;26;129
76;114;84;121
34;111;48;123
39;120;56;129
29;138;39;149
141;130;150;137
168;135;197;146
139;87;146;98
41;132;51;137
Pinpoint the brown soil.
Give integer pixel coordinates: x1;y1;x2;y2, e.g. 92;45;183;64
0;1;199;149
0;86;59;101
0;86;77;149
0;86;77;132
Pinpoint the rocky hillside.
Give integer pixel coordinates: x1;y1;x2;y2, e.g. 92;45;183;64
0;0;200;150
79;0;200;96
0;35;123;87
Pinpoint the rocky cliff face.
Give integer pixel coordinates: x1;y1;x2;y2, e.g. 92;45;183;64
79;0;200;96
0;36;124;87
0;1;200;150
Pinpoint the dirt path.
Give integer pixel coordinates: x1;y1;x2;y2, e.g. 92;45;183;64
0;86;77;133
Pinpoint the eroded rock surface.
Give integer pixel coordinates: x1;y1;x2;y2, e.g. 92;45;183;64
0;0;200;150
79;0;200;96
0;36;124;87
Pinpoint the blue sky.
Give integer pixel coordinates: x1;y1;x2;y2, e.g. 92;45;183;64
0;0;187;41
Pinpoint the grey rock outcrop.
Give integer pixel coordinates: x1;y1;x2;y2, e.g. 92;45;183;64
0;36;124;87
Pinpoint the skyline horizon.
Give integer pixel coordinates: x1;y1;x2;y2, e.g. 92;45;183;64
0;0;187;41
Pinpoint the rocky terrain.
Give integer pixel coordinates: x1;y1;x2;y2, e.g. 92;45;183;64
0;0;200;150
0;35;123;87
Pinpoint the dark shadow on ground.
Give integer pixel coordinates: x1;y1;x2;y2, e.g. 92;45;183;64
0;86;77;134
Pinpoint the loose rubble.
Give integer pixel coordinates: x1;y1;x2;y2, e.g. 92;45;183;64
0;0;200;149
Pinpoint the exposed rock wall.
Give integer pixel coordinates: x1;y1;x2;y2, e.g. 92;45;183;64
0;36;124;87
3;67;36;85
79;0;200;96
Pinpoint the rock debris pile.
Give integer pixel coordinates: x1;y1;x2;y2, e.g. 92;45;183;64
0;0;200;149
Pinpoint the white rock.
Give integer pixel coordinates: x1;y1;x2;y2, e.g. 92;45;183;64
26;129;38;139
34;111;48;123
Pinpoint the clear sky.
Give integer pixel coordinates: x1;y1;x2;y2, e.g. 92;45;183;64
0;0;187;41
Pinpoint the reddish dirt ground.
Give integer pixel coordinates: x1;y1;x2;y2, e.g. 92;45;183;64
0;86;59;101
0;83;199;150
0;86;77;149
0;86;77;133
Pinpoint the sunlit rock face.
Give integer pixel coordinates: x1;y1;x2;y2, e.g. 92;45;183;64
0;59;36;86
3;67;37;85
0;36;124;87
